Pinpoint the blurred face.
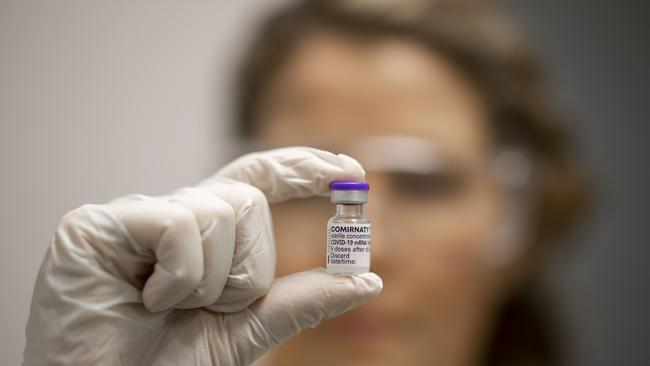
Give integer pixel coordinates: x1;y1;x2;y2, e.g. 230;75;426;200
256;33;517;366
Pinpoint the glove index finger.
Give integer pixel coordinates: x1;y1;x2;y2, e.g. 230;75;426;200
213;147;366;203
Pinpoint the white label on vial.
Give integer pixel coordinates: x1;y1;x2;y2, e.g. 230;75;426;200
327;223;371;270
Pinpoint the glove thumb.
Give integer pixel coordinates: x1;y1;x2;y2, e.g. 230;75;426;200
227;268;382;364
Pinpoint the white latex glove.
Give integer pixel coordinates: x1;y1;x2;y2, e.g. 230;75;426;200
23;147;383;366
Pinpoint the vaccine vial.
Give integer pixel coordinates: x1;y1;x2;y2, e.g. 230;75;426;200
327;181;371;275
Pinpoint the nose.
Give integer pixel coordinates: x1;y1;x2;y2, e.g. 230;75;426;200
365;173;404;276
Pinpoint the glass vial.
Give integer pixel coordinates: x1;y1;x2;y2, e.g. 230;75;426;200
327;181;371;275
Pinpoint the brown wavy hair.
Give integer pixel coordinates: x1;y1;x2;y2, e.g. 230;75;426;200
235;0;589;364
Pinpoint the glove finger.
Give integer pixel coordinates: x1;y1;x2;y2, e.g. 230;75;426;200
161;187;236;308
209;147;366;203
198;177;276;313
109;198;204;312
224;268;383;364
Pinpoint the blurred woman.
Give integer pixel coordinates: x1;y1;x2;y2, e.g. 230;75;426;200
237;0;588;365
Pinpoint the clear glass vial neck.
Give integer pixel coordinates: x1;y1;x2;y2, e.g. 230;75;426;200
335;203;364;218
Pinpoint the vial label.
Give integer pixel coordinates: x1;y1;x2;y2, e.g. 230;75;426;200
327;223;371;274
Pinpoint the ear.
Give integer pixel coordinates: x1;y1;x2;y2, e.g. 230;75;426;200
482;149;536;269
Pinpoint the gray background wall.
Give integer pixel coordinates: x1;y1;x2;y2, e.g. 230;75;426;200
1;1;648;365
500;0;650;364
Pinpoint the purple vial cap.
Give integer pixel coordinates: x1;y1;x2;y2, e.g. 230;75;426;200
329;181;370;191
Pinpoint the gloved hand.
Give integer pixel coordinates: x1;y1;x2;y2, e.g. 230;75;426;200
23;147;383;366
